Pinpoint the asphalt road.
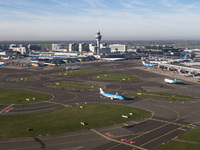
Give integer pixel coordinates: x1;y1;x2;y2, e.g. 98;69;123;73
0;60;200;150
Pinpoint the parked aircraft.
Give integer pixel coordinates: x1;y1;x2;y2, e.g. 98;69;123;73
193;74;200;79
142;61;156;67
1;56;9;60
164;78;177;84
179;71;193;77
44;62;56;66
28;54;77;59
99;88;125;100
66;64;81;70
0;62;5;66
32;63;39;67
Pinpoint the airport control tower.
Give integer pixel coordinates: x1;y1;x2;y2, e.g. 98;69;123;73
95;31;102;55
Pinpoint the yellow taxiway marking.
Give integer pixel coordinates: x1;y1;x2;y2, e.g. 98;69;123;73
188;124;197;128
124;123;129;126
0;132;94;144
179;110;200;121
45;101;71;107
155;104;180;121
60;146;84;150
140;127;180;147
91;129;147;150
149;118;196;129
10;138;100;150
0;104;14;114
178;128;187;131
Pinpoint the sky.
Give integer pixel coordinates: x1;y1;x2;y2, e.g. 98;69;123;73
0;0;200;41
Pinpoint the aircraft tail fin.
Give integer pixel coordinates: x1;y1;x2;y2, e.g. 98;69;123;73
174;78;177;83
100;88;104;94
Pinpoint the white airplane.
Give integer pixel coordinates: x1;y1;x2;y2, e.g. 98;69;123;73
179;71;193;77
66;64;81;70
100;88;125;100
164;78;177;84
1;56;9;60
142;61;156;67
0;62;5;66
44;62;56;66
193;74;200;79
32;63;39;67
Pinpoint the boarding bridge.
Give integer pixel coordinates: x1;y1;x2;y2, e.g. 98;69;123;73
158;63;200;74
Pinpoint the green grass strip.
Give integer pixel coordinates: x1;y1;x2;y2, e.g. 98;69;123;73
57;68;107;76
0;90;51;104
51;82;100;90
93;74;137;81
153;140;200;150
131;91;194;102
153;126;200;150
0;104;150;138
178;127;200;143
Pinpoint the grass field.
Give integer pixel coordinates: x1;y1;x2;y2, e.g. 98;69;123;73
153;140;200;150
57;68;107;76
131;91;194;101
0;104;150;138
93;74;137;81
178;127;200;143
51;81;100;90
153;127;200;150
0;90;52;104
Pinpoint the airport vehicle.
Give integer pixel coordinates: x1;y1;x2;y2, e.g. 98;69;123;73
0;62;5;66
142;61;156;67
179;71;193;77
66;64;81;70
99;88;125;100
164;78;177;84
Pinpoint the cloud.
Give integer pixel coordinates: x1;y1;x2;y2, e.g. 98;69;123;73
0;0;200;40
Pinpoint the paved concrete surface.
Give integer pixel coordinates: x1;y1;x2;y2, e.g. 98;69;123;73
0;60;200;150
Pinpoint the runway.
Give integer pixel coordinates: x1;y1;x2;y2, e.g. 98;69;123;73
0;60;200;150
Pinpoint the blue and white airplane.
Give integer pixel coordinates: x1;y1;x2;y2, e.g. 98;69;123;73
0;62;5;66
142;61;156;67
100;88;125;100
164;78;177;84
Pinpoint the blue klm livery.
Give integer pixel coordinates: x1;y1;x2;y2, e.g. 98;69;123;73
100;88;125;100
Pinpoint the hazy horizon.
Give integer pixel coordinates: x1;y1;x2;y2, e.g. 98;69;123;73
0;0;200;41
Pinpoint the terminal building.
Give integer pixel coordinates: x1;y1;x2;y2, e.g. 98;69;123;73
69;43;79;52
89;43;96;53
9;44;27;54
109;44;127;53
79;43;89;52
52;44;65;51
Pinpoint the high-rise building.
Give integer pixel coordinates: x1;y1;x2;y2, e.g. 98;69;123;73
52;44;65;51
69;43;79;52
79;43;89;52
